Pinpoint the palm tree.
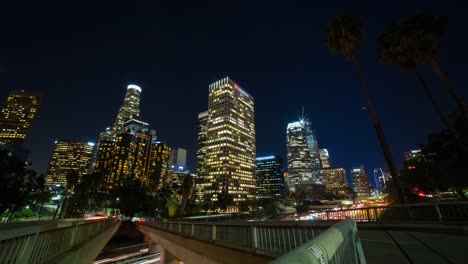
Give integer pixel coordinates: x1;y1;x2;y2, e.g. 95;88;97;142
401;13;467;120
179;173;193;216
377;23;454;133
326;13;405;203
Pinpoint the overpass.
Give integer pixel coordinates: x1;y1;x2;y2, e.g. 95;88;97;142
137;202;468;264
1;202;467;263
0;218;120;263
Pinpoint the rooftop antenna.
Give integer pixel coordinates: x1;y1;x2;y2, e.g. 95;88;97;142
301;105;305;121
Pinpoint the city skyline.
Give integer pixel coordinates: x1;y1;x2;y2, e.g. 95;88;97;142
1;2;467;178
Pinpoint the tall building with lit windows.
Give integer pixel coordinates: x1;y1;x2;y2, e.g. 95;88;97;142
256;155;285;200
319;149;330;168
352;165;371;198
45;140;95;187
0;90;40;146
197;77;256;209
146;142;170;187
113;84;141;133
319;167;349;197
93;84;142;183
105;118;153;188
195;111;208;201
286;121;313;189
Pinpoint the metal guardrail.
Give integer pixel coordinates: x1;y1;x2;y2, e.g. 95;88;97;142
0;218;119;263
141;220;336;257
272;218;366;264
312;202;468;223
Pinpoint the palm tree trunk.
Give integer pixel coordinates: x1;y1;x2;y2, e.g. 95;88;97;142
351;58;406;204
413;70;458;132
431;62;468;120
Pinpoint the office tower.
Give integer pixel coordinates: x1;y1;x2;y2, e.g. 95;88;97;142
45;140;94;187
169;148;187;167
319;167;349;197
286;121;313;190
146;142;171;187
93;84;142;180
351;166;371;198
375;168;392;192
92;131;115;176
195;111;208;202
373;168;383;191
256;155;286;201
303;121;321;170
319;149;330;168
197;77;256;208
105;118;152;188
112;84;142;133
0;90;40;146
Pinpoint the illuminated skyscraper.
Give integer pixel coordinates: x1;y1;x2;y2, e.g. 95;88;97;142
113;84;141;133
195;111;208;202
93;84;142;180
286;121;313;189
105;118;152;188
146;142;171;187
256;155;285;200
303;121;321;170
45;140;95;187
351;166;371;198
197;77;256;208
374;168;392;192
92;131;115;177
0;90;40;146
319;167;349;197
319;149;330;168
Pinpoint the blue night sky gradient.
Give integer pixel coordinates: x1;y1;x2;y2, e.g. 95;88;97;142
1;2;467;187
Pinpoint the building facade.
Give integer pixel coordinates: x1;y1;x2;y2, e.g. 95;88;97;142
0;90;40;146
286;121;313;189
256;155;286;201
351;166;371;198
45;140;95;187
169;148;187;167
146;142;171;188
197;77;256;208
195;111;208;202
319;149;330;168
112;84;141;134
319;167;349;197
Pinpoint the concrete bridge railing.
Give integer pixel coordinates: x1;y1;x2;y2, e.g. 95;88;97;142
0;218;120;264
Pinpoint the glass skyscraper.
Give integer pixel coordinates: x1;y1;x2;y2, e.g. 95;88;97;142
0;90;40;146
351;165;371;198
196;77;256;210
256;155;286;200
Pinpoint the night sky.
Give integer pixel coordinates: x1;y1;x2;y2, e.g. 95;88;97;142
1;2;467;186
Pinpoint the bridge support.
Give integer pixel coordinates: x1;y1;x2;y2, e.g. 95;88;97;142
138;224;272;264
49;220;121;264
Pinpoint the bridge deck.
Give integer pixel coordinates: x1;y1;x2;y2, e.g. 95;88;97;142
360;230;468;264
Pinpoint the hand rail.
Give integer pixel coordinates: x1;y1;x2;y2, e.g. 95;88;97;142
271;218;366;264
0;218;119;263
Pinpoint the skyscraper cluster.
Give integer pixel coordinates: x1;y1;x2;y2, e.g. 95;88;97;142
0;76;389;208
285;117;349;198
90;84;169;189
